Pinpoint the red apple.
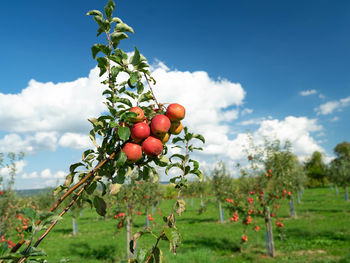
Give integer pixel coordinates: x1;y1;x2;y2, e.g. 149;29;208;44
169;121;183;135
122;142;142;162
142;136;163;157
130;107;144;122
150;115;171;137
166;103;185;121
130;122;150;142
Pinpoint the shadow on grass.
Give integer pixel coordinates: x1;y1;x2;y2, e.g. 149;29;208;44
68;242;117;261
54;228;73;235
182;237;241;254
177;217;217;224
286;227;350;242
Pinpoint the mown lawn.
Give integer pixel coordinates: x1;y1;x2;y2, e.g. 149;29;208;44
37;187;350;262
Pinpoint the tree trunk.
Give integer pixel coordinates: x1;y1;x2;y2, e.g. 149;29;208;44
191;197;194;207
297;191;301;204
265;206;275;257
218;200;224;223
289;196;297;218
200;193;204;208
345;186;349;201
72;216;78;236
152;204;156;215
126;216;133;258
145;206;150;228
335;185;339;195
329;184;333;191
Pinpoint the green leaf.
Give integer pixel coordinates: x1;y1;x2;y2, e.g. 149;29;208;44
92;44;111;59
63;173;74;187
113;168;126;184
111;17;122;23
131;46;140;66
138;91;153;103
170;176;181;184
104;0;115;20
82;149;95;160
69;162;84;174
129;71;139;85
120;111;137;122
153;247;163;263
53;185;65;196
89;130;98;148
86;181;97;195
164;228;182;253
170;154;185;162
189;159;199;170
113;97;132;107
191;169;203;181
118;126;130;142
193;134;205;143
165;163;182;175
137;82;144;94
97;57;108;77
93;196;107;217
116;151;127;167
86;10;103;17
136;248;151;263
116;22;134;34
111;32;129;45
172;137;185;144
184;165;191;175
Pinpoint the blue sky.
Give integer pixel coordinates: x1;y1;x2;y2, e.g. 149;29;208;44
0;0;349;189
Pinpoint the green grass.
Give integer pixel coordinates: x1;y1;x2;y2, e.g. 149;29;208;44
35;187;350;262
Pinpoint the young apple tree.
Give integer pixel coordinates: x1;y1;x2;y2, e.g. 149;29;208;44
6;1;204;262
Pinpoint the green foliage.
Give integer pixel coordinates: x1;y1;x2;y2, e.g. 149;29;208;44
329;141;350;188
304;151;328;186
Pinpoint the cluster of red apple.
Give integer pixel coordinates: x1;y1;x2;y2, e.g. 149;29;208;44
0;235;15;248
122;103;185;162
113;212;125;219
147;213;154;221
0;190;3;195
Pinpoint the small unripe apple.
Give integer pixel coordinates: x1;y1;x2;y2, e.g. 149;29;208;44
142;136;163;157
151;115;171;137
122;142;142;162
160;133;170;143
169;121;183;135
130;107;144;122
166;103;185;121
130;122;150;142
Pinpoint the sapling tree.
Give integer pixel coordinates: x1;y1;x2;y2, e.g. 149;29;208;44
5;1;204;262
331;141;350;201
227;137;297;257
211;161;234;223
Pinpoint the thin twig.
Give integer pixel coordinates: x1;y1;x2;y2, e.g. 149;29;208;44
144;73;162;110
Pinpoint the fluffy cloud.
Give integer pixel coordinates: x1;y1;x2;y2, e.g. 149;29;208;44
59;132;92;150
0;68;105;134
197;116;324;162
0;132;57;154
299;89;317;96
316;96;350;115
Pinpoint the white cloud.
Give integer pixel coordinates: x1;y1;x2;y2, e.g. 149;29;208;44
0;68;105;134
22;172;38;179
299;89;317;96
241;108;253;116
316;96;350;115
40;168;66;179
59;132;92;150
0;132;57;154
239;117;266;126
330;116;339;122
319;94;325;99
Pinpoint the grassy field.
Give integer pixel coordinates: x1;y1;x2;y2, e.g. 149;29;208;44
36;187;350;262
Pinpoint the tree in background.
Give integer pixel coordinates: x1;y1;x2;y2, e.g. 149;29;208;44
331;142;350;201
304;151;328;187
0;152;24;239
211;161;234;223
